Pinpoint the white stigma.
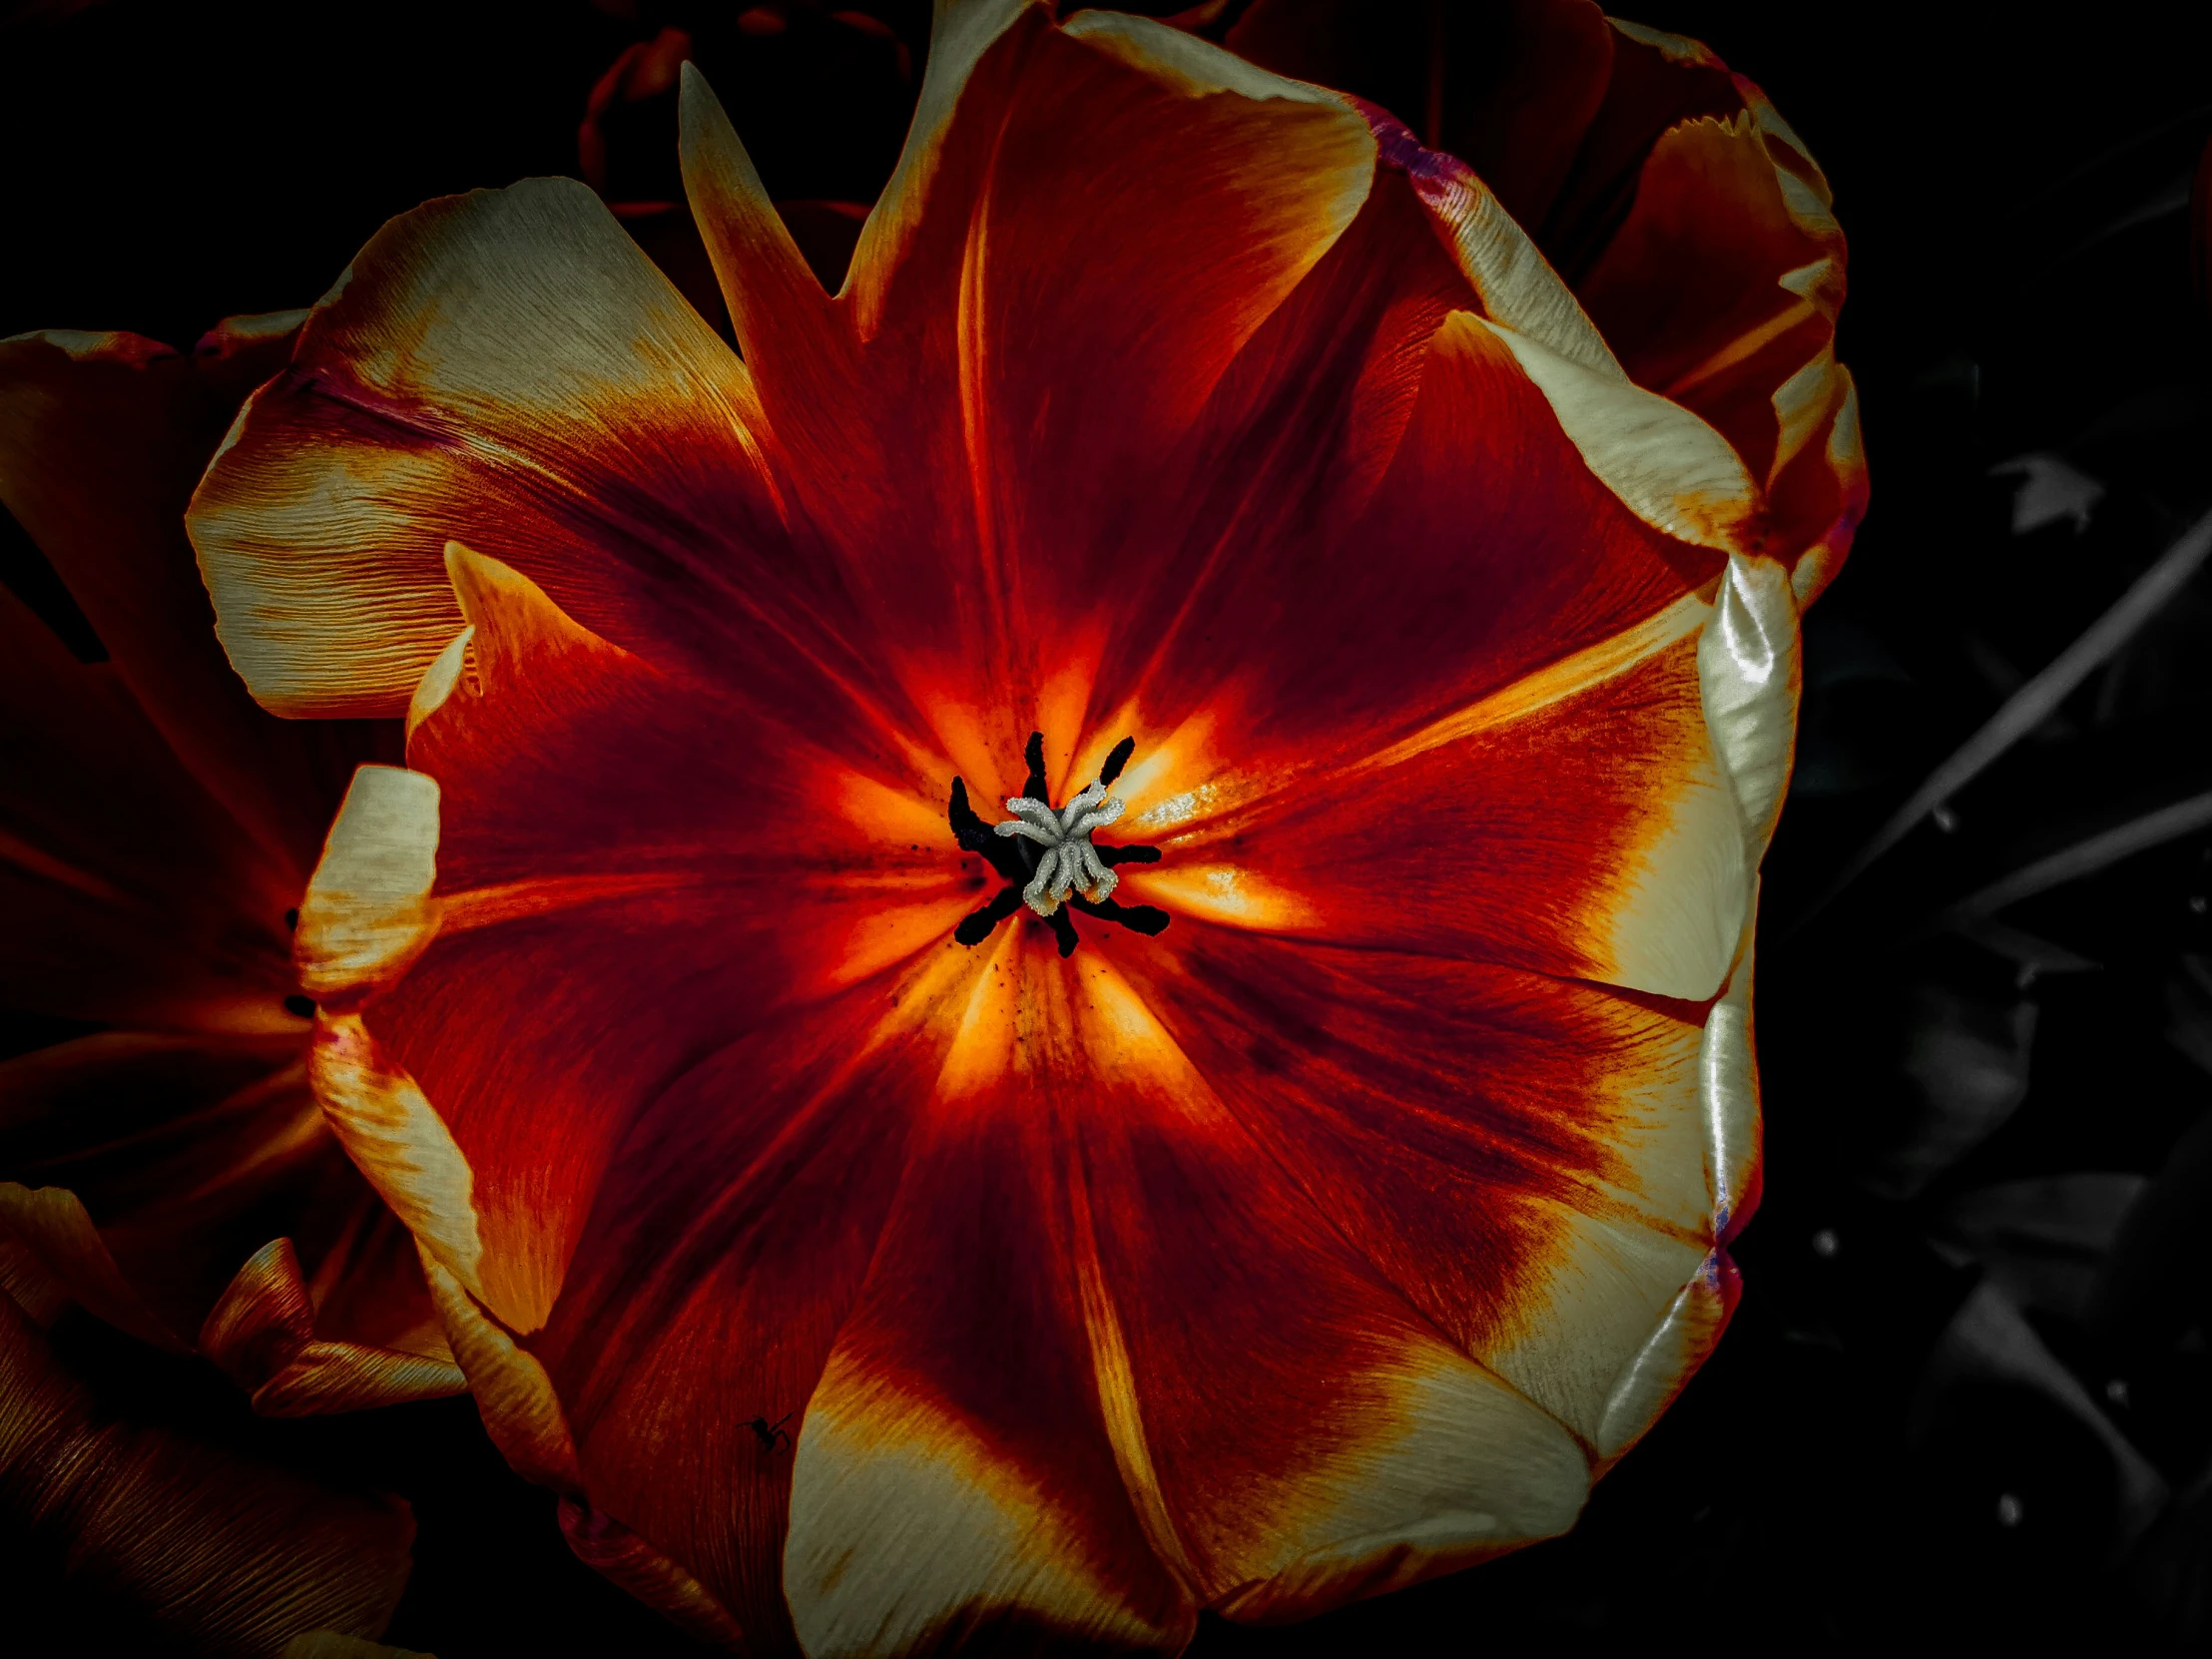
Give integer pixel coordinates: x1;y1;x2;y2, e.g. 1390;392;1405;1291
992;779;1127;916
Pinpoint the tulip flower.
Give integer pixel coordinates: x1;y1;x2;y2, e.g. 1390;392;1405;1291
188;0;1832;1648
0;317;467;1649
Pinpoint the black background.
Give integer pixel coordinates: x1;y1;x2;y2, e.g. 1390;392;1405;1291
8;0;2212;1651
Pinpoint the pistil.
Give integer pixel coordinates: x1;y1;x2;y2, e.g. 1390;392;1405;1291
947;732;1169;957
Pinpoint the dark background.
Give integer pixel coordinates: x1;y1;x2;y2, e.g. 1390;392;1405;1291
8;0;2212;1651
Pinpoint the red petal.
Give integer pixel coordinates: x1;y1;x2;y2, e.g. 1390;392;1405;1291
1121;625;1747;1000
1091;303;1721;792
1104;922;1730;1454
780;968;1199;1651
788;925;1588;1639
381;554;972;1335
530;968;970;1647
683;15;1382;722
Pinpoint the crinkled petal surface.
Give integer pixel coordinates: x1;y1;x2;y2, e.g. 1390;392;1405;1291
199;2;1807;1650
0;1293;415;1656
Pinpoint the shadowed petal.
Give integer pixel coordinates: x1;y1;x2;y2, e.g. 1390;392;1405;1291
559;1497;750;1649
282;1634;434;1659
0;585;299;1034
0;1294;415;1655
0;1031;461;1411
0;321;379;878
1222;0;1615;236
0;1181;180;1350
0;1035;311;1338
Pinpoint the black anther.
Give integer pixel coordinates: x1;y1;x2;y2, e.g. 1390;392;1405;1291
1092;843;1160;868
1098;736;1135;787
955;885;1026;945
1021;731;1049;802
1067;894;1171;936
948;777;1029;885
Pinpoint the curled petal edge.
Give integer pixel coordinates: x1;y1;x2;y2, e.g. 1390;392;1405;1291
1592;1249;1741;1473
1361;103;1620;381
200;1238;466;1416
1700;901;1764;1246
416;1247;581;1494
1697;551;1802;863
1468;313;1762;556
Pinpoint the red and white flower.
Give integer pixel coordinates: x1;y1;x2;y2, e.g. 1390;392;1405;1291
181;2;1851;1648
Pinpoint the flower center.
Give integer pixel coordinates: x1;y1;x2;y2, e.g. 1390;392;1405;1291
996;781;1123;915
946;731;1169;957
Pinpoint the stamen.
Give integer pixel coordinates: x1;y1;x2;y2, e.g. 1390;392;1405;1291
1069;893;1170;936
955;885;1026;945
1099;737;1136;787
1021;732;1049;803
